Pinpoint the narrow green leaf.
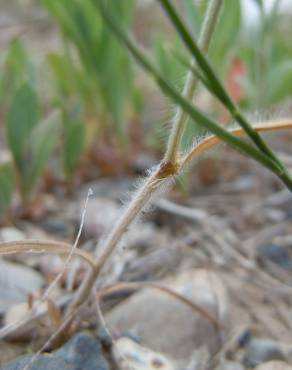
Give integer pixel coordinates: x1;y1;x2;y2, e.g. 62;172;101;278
97;3;277;170
210;0;241;73
63;119;85;179
97;0;292;190
0;163;15;212
0;39;35;106
267;61;292;104
252;0;263;10
7;83;40;168
158;0;233;108
23;111;60;196
158;0;290;175
153;35;187;87
43;0;136;145
183;0;201;37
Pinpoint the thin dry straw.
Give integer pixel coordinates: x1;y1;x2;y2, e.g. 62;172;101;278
37;188;93;302
0;189;93;338
181;119;292;168
0;240;95;267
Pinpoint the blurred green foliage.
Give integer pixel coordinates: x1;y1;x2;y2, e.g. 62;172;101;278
42;0;140;180
237;1;292;109
152;0;242;151
0;39;35;108
0;0;140;211
152;0;292;149
0;163;15;215
0;0;292;212
7;83;59;201
0;41;59;208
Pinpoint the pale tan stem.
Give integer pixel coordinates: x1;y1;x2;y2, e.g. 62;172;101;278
67;0;224;318
0;240;95;267
180;119;292;168
67;118;292;317
164;0;223;164
94;170;164;271
68;168;166;312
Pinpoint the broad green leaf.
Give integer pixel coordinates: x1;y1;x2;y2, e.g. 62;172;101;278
153;34;187;87
0;163;15;212
48;53;73;98
183;0;202;37
23;111;60;197
0;39;35;107
42;0;137;144
63;119;85;179
210;0;241;74
252;0;263;9
267;61;292;104
7;83;40;168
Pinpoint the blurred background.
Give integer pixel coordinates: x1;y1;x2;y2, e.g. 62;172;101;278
0;0;292;221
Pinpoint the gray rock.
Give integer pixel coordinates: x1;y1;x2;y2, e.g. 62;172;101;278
106;269;229;367
243;338;287;368
218;360;245;370
255;361;292;370
112;337;175;370
2;333;109;370
0;260;44;314
258;244;292;271
0;228;26;242
79;178;133;201
76;197;120;239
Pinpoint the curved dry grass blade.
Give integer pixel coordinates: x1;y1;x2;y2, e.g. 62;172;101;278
97;281;222;330
0;240;95;267
181;119;292;168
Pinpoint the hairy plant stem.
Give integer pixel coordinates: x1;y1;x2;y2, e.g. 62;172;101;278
164;0;223;165
68;167;168;313
68;117;292;317
67;1;223;317
67;0;292;319
159;0;291;182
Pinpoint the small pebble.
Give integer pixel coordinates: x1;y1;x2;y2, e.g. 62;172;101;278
243;338;287;368
3;333;109;370
255;361;292;370
238;329;252;348
112;337;175;370
258;244;292;271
